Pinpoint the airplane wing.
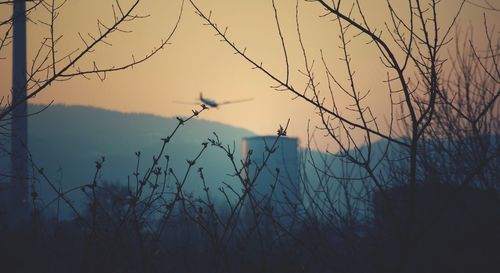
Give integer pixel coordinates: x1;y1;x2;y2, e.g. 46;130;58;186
173;101;200;105
219;98;254;105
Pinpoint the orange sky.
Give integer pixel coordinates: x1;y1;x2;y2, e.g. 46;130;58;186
1;0;498;150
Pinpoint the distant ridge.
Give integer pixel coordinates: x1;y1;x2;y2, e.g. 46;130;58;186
1;104;256;215
0;104;410;218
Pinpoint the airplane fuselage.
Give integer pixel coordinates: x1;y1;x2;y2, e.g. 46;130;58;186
199;93;219;108
200;97;218;108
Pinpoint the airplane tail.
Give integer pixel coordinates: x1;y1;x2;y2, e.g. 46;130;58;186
199;92;203;100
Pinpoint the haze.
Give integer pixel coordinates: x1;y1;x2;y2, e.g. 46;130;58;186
0;0;496;149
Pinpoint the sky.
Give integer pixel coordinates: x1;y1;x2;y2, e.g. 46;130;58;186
0;0;498;150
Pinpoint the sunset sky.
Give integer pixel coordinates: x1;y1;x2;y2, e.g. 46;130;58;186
1;0;497;149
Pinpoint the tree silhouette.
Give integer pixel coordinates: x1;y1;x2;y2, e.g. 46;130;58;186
0;0;184;221
0;1;498;272
188;0;499;270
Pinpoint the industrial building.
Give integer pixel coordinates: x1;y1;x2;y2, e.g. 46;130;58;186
241;136;300;223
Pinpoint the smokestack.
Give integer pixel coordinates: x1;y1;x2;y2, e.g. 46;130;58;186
10;0;29;220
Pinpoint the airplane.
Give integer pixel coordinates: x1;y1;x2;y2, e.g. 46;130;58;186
174;93;253;108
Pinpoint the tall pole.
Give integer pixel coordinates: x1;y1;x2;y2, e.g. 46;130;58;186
11;0;28;221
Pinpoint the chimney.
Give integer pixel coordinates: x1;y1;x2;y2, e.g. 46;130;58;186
10;0;29;221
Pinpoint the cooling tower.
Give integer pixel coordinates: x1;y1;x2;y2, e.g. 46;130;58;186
241;136;300;220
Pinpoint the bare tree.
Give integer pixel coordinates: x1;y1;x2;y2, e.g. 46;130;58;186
0;0;184;221
417;22;499;190
0;0;497;272
188;0;499;270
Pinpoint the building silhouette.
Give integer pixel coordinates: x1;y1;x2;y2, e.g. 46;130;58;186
241;136;300;223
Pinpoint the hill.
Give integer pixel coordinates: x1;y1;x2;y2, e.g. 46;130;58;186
1;104;256;216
